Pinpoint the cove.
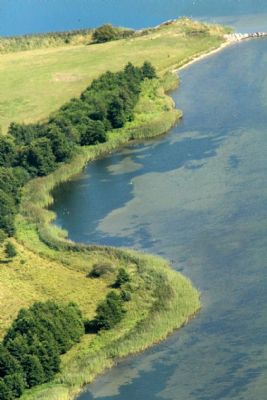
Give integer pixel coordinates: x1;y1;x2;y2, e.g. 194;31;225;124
51;38;267;399
2;0;267;36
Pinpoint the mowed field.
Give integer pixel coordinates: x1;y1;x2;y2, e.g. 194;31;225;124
0;19;229;132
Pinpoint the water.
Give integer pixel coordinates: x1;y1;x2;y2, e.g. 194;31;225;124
2;0;267;36
51;37;267;400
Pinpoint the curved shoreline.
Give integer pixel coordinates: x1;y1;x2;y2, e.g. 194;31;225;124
14;25;231;400
16;76;200;400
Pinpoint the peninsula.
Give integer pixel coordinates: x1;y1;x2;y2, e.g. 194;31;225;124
0;18;231;400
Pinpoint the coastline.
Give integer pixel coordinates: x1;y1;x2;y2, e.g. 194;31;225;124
177;36;234;72
16;74;196;400
7;21;230;400
176;31;264;72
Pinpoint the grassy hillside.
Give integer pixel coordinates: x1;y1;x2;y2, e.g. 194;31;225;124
0;18;230;132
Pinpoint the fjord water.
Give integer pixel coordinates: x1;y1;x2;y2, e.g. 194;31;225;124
52;38;267;399
2;0;267;36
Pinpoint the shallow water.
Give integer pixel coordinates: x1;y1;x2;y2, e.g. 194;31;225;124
51;37;267;399
2;0;267;36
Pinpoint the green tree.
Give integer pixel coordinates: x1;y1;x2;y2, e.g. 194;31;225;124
107;94;127;128
0;344;20;378
5;334;29;363
92;24;119;43
141;61;157;79
47;124;73;162
0;137;16;167
0;379;13;400
5;242;17;258
0;190;16;235
0;168;19;199
4;373;25;398
80;120;107;145
94;291;125;330
114;268;130;288
0;229;7;243
21;138;56;176
22;355;46;387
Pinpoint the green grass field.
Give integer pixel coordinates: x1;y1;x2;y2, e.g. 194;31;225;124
0;18;230;132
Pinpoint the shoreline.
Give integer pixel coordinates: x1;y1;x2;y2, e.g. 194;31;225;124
16;76;195;400
176;39;233;72
10;21;229;400
176;31;265;73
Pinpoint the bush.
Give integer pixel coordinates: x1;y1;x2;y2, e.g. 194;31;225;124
121;290;132;302
5;242;17;258
94;291;125;331
0;379;13;400
114;268;130;288
20;138;56;176
80;119;107;145
0;137;16;168
141;61;157;80
92;24;119;43
88;263;114;278
0;229;7;244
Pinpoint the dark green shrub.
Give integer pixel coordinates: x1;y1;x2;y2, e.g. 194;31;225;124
92;24;119;43
0;229;7;244
0;379;13;400
0;191;16;236
94;291;125;330
21;355;45;387
88;263;114;278
0;137;16;167
80;120;107;145
20;138;56;176
5;242;17;258
141;61;157;80
4;373;25;397
114;268;130;288
121;290;132;302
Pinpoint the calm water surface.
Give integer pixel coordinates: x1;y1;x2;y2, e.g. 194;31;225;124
51;38;267;399
2;0;267;35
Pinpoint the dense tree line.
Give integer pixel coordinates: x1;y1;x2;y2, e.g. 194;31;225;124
0;301;84;399
0;61;156;238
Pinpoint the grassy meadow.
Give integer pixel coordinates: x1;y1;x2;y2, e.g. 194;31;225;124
0;18;230;132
